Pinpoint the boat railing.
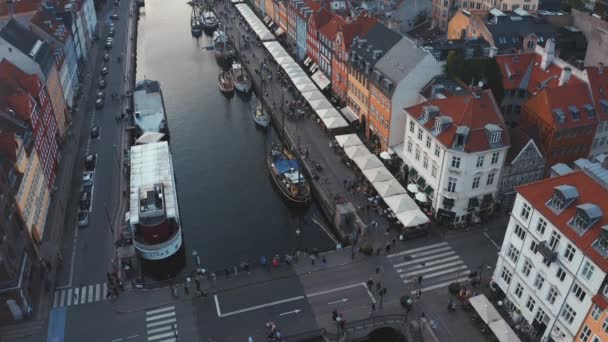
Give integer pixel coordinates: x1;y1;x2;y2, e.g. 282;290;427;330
133;226;182;252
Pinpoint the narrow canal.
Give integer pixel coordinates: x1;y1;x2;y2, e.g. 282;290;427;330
135;0;335;273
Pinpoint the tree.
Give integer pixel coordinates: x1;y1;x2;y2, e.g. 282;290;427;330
413;10;428;27
443;51;505;104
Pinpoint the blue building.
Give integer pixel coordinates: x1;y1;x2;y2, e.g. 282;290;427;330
296;6;311;61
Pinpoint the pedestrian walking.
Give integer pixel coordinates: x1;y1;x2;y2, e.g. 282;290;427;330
343;179;347;189
272;254;279;268
366;278;374;291
417;275;423;285
370;302;376;315
376;281;382;292
415;289;422;301
310;253;316;265
184;282;190;296
376;248;381;256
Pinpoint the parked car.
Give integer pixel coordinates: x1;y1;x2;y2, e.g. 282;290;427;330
82;172;95;187
101;66;109;76
103;53;110;62
97;90;105;99
109;28;116;37
78;211;89;227
95;97;104;109
105;41;112;49
85;154;97;171
98;79;106;89
90;126;100;139
110;14;119;20
79;190;91;209
113;0;120;5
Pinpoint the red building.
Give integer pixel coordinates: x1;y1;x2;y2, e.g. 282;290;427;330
317;15;345;79
331;16;376;102
520;82;597;174
0;59;59;187
306;8;332;65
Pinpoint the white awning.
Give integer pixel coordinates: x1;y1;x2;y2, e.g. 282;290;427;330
311;70;330;90
340;106;358;123
322;116;348;129
372;179;406;197
307;98;333;110
274;27;285;36
354;155;383;171
303;56;312;67
302;90;325;101
468;295;502;325
291;76;311;85
296;82;317;92
488;320;521;342
135;132;165;145
344;145;372;159
335;134;362;148
236;5;275;41
275;56;293;65
396;209;430;227
316;108;340;119
384;194;418;214
362;167;393;183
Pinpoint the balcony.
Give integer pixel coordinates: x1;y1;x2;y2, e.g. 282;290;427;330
536;241;557;264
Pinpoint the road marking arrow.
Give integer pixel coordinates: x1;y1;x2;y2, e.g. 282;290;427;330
279;309;301;316
328;298;348;305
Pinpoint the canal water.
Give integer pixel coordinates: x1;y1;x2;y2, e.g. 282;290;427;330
135;0;335;274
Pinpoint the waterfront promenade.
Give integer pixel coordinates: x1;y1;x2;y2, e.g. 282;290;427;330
216;0;397;251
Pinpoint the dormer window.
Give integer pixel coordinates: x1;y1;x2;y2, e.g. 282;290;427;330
547;185;578;214
485;124;502;144
434;116;452;134
490;131;501;143
420;105;439;124
584;104;596;118
569;106;580;121
569;203;602;235
552;108;566;124
595;230;608;257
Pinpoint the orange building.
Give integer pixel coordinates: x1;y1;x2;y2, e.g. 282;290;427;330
277;0;288;33
576;296;608;342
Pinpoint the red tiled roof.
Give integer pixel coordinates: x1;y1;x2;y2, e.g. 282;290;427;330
310;8;332;29
404;90;510;153
319;16;345;41
0;0;41;16
585;66;608;120
496;53;535;90
527;54;584;94
517;170;608;272
593;294;608;310
523;83;596;129
31;10;70;43
339;16;377;49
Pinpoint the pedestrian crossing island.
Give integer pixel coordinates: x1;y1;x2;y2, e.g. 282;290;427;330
387;242;471;294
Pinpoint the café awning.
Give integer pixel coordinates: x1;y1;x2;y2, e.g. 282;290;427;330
322;116;348;129
354;154;383;171
311;70;331;90
302;90;325;101
237;5;275;41
384;194;418;214
362;167;393;183
468;295;502;324
335;134;362;148
344;145;371;159
372;179;406;198
397;209;430;227
340;106;358;123
488;320;521;342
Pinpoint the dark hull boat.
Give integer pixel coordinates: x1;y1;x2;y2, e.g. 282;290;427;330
266;145;311;205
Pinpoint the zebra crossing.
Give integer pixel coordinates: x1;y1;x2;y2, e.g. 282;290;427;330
387;242;471;294
145;306;179;342
52;282;108;308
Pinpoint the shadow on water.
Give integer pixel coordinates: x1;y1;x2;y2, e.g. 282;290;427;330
135;0;335;279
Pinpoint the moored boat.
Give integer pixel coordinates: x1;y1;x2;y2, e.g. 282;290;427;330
201;10;219;31
191;15;202;36
266;145;311;205
218;71;234;93
231;62;251;93
252;100;269;128
213;30;235;60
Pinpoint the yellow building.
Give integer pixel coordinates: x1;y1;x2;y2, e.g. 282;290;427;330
346;65;370;128
576;300;608;342
11;132;50;243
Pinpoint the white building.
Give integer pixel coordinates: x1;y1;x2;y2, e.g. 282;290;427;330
401;89;510;224
492;169;608;341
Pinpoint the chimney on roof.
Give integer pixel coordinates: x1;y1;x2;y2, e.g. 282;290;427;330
559;67;572;86
599;62;605;75
540;38;555;70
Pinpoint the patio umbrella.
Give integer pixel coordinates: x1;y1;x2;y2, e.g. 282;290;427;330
354;154;383;170
373;179;406;197
379;151;391;160
362;167;393;183
344;146;371;159
384;194;416;214
335;134;362;148
489;320;521;342
397;209;430;227
406;184;419;193
415;193;428;203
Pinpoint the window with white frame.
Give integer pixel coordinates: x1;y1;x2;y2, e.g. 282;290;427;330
415;147;420;161
556;267;566;282
546;287;558;304
431;164;437;178
447;177;456;192
579;325;591;342
560;303;576;324
522;259;532;276
514;224;526;240
426;136;431;148
507;244;520;263
491;152;500;164
549;230;561;250
592;305;602;320
572;283;586;301
564;244;575;262
434;145;440;157
526;296;536;311
521;203;531;220
476;155;484;167
418;128;423;140
409;120;415;133
501;267;512;284
472;176;480;189
407;139;412;153
602;317;608;333
489;131;501;143
514;283;523;298
536;218;547;235
582;261;596;281
451;156;461;168
533;273;545;290
530;240;538;254
487;173;495;185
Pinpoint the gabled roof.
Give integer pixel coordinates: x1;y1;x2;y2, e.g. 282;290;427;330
404;90;510;153
309;7;332;29
496;53;535;90
31;9;71;43
319;15;345;41
350;22;401;73
517;170;608;272
486;15;557;53
523;83;596;129
505;127;543;164
585;66;608;120
526;54;584;94
0;19;54;75
0;0;40;17
338;16;377;49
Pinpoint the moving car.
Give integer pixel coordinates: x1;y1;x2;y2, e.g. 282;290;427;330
109;28;116;37
97;90;105;99
78;211;89;227
101;66;109;76
105;40;112;49
103;53;110;62
98;79;106;89
111;14;119;20
79;191;91;210
90;126;100;138
82;172;95;187
95;97;104;109
85;154;97;171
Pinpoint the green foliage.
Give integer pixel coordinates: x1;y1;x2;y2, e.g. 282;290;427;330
444;51;505;104
359;243;373;255
413;10;429;27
